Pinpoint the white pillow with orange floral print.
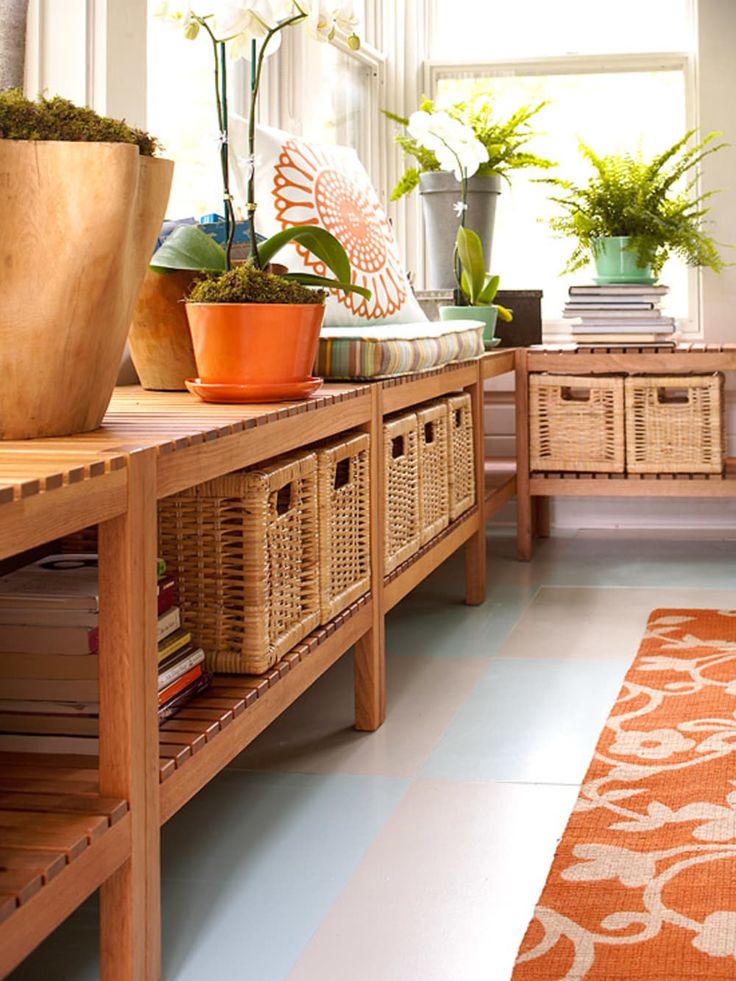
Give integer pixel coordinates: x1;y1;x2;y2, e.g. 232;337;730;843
250;124;428;327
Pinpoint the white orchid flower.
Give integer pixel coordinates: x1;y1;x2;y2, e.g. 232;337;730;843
305;1;334;41
408;109;488;181
154;0;195;30
332;2;358;33
212;0;274;39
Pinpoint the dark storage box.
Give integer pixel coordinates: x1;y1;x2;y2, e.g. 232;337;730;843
414;289;543;348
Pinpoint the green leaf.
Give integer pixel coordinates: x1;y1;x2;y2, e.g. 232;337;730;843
455;227;487;304
150;224;227;273
477;273;500;305
282;272;372;300
496;303;513;322
256;226;351;284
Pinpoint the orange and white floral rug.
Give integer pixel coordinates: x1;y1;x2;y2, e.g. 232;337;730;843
513;607;736;980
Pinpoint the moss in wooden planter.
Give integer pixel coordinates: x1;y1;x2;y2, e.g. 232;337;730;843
187;265;327;305
0;90;160;156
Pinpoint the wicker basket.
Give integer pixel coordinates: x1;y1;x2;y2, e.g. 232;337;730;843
625;374;725;474
158;452;320;675
383;412;420;574
445;393;475;520
417;401;450;545
530;374;625;473
316;432;371;623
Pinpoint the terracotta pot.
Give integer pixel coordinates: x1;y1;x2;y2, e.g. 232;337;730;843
128;269;199;390
185;303;325;384
0;142;173;439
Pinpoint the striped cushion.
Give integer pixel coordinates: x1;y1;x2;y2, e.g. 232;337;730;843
317;321;485;380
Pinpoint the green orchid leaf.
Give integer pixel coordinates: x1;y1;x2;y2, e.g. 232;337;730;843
477;273;500;305
150;224;227;273
282;272;372;300
257;227;351;284
496;303;513;322
455;227;487;304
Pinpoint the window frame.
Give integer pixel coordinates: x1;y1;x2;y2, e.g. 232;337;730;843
423;46;703;336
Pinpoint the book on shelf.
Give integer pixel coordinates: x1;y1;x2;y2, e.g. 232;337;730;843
158;663;205;707
0;605;180;655
570;320;676;331
0;712;98;735
158;671;212;722
569;284;669;296
0;732;100;755
563;308;669;320
0;651;98;680
158;646;205;690
0;554;176;615
0;676;98;701
0;698;98;715
158;627;192;664
564;301;659;311
570;334;678;345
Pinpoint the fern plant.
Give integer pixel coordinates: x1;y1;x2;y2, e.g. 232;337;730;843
543;131;729;277
383;96;554;201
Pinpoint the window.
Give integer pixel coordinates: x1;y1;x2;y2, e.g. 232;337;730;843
427;0;698;332
147;6;384;221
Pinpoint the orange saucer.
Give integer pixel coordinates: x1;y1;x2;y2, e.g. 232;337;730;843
185;377;323;404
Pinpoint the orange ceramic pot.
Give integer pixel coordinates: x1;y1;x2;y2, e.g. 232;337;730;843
185;302;325;384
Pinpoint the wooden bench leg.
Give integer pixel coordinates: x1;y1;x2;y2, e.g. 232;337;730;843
533;496;551;539
98;450;160;980
515;349;533;561
465;364;486;605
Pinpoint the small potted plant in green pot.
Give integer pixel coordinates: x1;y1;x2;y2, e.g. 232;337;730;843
439;226;512;349
131;1;364;396
543;131;729;283
0;89;172;438
385;96;553;289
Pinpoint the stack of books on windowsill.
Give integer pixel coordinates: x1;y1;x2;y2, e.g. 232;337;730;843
563;284;677;347
0;553;211;754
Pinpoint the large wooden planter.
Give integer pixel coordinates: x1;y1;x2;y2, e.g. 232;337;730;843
128;269;198;390
0;142;173;438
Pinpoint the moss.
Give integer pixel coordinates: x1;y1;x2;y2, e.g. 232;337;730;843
0;90;160;156
187;265;327;305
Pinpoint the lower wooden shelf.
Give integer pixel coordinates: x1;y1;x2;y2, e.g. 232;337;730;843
484;458;516;518
158;595;373;823
0;756;130;977
383;507;479;612
529;458;736;497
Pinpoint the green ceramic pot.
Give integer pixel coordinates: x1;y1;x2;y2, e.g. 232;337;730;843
592;236;654;284
439;304;498;348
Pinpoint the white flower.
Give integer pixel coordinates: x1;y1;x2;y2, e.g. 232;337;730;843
407;109;488;181
154;0;195;29
692;911;736;958
212;0;274;40
609;727;696;760
332;1;358;33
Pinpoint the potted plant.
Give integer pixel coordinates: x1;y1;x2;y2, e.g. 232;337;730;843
0;89;173;438
151;221;369;399
384;96;553;289
439;227;512;349
543;131;729;283
130;0;365;398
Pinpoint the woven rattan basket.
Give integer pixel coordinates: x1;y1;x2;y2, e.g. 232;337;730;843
530;374;625;473
158;452;320;675
383;412;420;575
445;393;475;520
417;401;450;545
317;432;371;623
625;374;725;474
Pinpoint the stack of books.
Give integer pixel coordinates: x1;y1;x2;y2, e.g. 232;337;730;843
0;553;210;754
563;284;677;346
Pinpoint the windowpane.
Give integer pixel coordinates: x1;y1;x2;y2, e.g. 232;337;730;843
435;71;689;324
431;0;692;60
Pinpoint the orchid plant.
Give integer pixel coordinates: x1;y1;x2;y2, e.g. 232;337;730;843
407;108;510;319
152;1;367;299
